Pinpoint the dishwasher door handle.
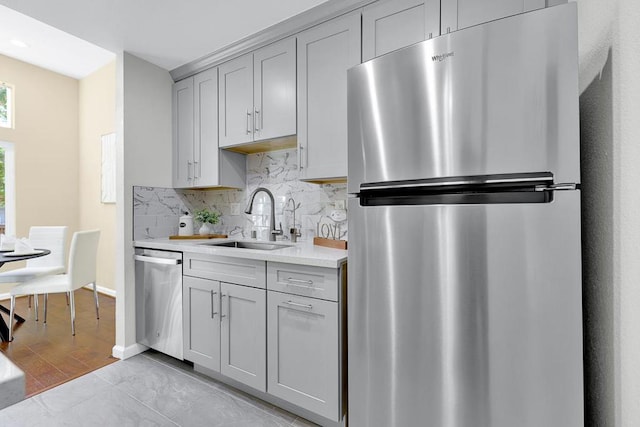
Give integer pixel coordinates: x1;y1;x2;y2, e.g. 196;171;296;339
134;255;182;265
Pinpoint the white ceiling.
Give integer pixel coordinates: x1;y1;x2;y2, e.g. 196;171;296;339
0;0;329;80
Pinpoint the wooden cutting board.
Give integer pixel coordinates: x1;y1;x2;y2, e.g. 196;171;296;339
169;234;228;240
313;237;347;250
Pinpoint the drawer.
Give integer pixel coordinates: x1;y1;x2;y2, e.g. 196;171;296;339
184;253;266;289
267;262;339;301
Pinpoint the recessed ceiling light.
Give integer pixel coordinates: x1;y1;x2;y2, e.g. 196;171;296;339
10;39;29;48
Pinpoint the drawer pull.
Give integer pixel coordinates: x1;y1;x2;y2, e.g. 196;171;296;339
283;300;313;310
284;282;320;291
286;277;314;285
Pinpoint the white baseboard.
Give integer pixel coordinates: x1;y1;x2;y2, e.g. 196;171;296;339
112;343;148;360
82;284;116;298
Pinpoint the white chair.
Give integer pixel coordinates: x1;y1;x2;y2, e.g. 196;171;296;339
0;226;68;320
8;230;100;340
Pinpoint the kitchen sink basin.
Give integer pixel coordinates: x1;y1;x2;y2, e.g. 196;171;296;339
200;240;292;251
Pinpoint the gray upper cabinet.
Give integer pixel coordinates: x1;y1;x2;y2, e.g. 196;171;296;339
254;37;297;142
219;54;254;147
297;11;361;182
441;0;546;32
363;0;441;61
172;77;194;188
219;38;296;149
173;68;245;189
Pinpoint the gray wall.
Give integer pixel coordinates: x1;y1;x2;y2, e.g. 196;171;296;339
580;49;615;427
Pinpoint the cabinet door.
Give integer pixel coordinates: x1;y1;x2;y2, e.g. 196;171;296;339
254;37;297;142
193;68;219;187
267;292;339;420
297;11;361;181
442;0;545;32
219;54;254;148
172;77;194;188
220;283;266;392
183;276;220;372
363;0;440;61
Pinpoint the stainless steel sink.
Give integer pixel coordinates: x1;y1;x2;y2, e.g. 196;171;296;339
200;240;292;251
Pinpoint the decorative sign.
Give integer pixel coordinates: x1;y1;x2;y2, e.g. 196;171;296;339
101;133;116;203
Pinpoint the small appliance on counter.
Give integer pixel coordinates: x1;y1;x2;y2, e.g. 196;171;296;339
178;212;194;236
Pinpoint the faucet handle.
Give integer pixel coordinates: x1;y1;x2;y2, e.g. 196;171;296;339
289;227;302;243
272;222;284;236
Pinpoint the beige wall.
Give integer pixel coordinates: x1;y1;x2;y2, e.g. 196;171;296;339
79;61;116;292
0;54;80;293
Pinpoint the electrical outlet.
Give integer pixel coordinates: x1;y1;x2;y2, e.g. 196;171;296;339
335;200;346;210
230;203;240;215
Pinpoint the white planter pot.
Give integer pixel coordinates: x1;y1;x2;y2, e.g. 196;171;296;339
198;223;211;235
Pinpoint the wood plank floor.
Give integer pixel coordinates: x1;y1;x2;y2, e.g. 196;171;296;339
0;289;117;397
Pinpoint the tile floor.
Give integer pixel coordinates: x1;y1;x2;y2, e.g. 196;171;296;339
0;350;318;426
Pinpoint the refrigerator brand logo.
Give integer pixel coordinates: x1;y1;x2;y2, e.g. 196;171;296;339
432;52;454;62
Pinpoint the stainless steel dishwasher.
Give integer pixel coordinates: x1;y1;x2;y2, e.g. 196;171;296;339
134;248;183;360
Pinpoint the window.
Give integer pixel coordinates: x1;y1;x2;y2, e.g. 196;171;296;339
0;142;14;235
0;82;13;129
0;147;4;234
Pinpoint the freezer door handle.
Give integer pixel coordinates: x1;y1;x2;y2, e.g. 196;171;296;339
134;255;182;265
360;172;553;192
534;183;577;192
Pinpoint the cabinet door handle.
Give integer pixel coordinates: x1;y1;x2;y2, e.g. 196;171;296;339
254;109;260;132
220;294;227;319
194;160;199;179
283;300;313;310
211;290;218;318
246;110;252;135
286;277;314;285
299;146;304;170
187;161;193;180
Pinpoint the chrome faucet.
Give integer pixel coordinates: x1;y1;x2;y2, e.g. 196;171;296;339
287;198;302;243
245;187;283;241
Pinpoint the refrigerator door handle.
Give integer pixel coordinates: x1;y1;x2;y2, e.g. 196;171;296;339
360;172;553;192
534;183;577;192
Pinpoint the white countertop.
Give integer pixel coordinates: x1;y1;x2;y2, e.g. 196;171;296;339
134;238;347;269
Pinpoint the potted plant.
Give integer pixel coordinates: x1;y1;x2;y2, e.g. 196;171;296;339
194;208;220;235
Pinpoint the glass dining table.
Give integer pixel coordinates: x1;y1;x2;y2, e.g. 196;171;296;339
0;249;51;341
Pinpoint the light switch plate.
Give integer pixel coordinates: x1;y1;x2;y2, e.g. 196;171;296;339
230;203;240;215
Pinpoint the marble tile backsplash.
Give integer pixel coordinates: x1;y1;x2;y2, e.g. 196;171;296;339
133;148;348;242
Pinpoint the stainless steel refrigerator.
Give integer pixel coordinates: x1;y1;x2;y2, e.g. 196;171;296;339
347;4;583;427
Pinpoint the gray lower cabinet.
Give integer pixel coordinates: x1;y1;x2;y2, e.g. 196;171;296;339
183;253;345;425
267;291;339;421
220;281;267;392
363;0;440;61
441;0;547;32
183;253;267;392
183;276;220;371
297;11;361;182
